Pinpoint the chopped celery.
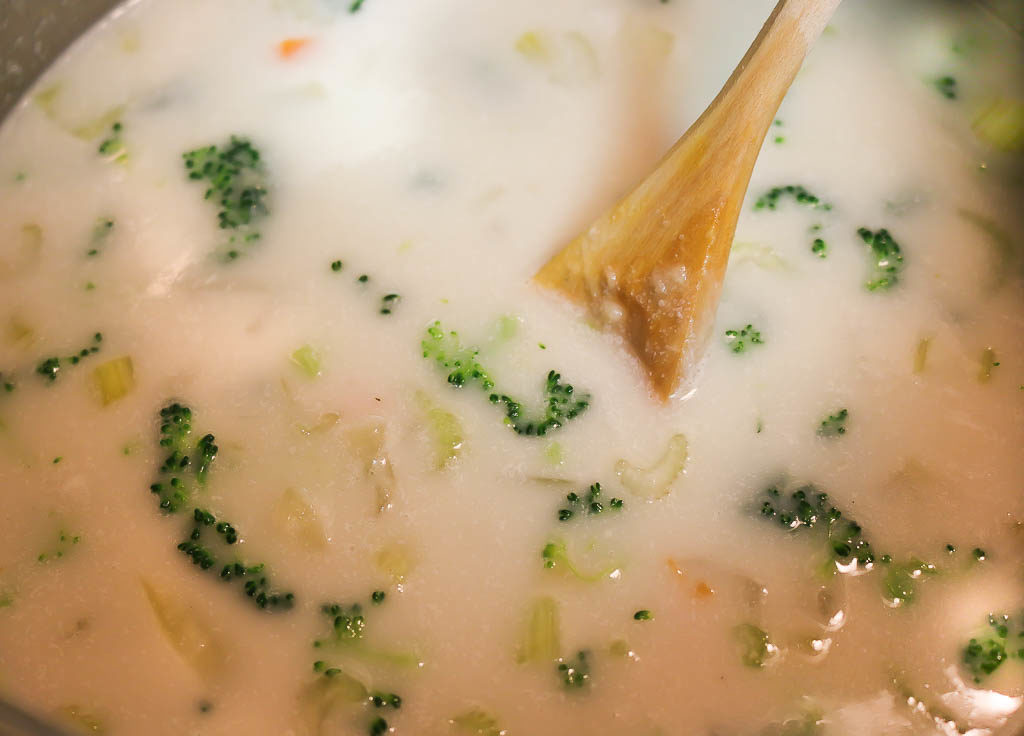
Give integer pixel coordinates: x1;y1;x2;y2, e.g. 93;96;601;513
346;422;395;512
541;540;620;582
451;708;507;736
415;391;464;470
543;441;564;465
516;596;561;663
881;558;937;607
733;623;777;668
301;668;369;736
274;488;328;550
375;543;414;584
972;99;1024;153
614;434;687;499
979;348;999;382
913;338;931;374
291;345;323;377
33;83;63;121
729;242;789;271
59;705;105;734
515;31;549;61
92;356;134;405
141;579;225;679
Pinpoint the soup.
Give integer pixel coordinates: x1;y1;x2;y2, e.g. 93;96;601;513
0;0;1022;734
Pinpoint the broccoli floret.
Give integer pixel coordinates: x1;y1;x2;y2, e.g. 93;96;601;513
423;321;591;436
758;485;876;569
724;324;764;354
371;590;386;605
379;293;401;315
556;650;591;690
97;121;126;162
85;218;114;257
557;482;623;521
811;237;827;258
633;609;653;621
933;75;957;100
963;614;1022;683
856;227;904;291
369;692;401;709
817;408;848;437
368;717;388;736
183;136;268;259
35;332;103;383
315;602;367;646
754;185;832;212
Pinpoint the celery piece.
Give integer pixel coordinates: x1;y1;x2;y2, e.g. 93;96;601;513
291;345;323;377
141;579;225;679
274;488;328;551
913;338;931;374
59;705;105;734
451;708;506;736
733;623;777;668
415;391;464;470
92;356;134;405
516;596;561;663
972;99;1024;153
515;31;549;61
978;348;999;383
375;543;414;584
615;434;688;499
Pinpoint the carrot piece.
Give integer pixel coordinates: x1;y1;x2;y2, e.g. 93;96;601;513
278;38;312;59
694;581;715;599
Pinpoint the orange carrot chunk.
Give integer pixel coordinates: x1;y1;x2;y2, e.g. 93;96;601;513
278;38;312;59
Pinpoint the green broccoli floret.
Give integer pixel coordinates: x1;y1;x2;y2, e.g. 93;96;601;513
963;613;1023;683
35;332;103;383
379;293;401;315
85;218;114;257
423;321;591;436
754;185;832;212
933;75;958;100
97;121;126;161
817;408;848;437
724;324;764;354
811;237;827;258
556;650;591;690
856;227;904;291
315;602;367;646
557;482;623;521
1;372;14;393
758;485;876;569
183;136;268;259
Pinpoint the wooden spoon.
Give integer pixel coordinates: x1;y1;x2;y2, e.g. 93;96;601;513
534;0;842;400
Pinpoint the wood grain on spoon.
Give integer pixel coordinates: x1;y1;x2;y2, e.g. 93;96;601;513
534;0;841;400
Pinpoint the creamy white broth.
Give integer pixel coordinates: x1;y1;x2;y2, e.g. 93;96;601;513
0;0;1023;734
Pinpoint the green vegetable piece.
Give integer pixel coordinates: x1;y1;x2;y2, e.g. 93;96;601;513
379;293;401;315
811;238;827;258
978;348;998;383
450;708;506;736
350;0;367;12
933;76;957;100
422;321;494;390
86;218;114;257
972;98;1024;153
291;344;323;378
817;408;848;437
724;324;764;354
733;623;776;668
557;482;622;521
315;602;366;645
913;337;931;374
882;558;936;607
415;391;464;470
633;609;652;621
182;136;268;258
60;705;105;734
368;717;388;736
371;590;386;605
758;485;876;569
541;540;619;582
330;259;343;272
856;227;904;291
557;650;591;690
962;614;1019;683
92;356;134;405
754;185;832;212
97;121;127;162
141;579;226;679
517;596;561;663
37;528;80;563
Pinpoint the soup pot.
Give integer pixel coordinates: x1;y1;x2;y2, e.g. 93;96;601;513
0;1;1021;735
